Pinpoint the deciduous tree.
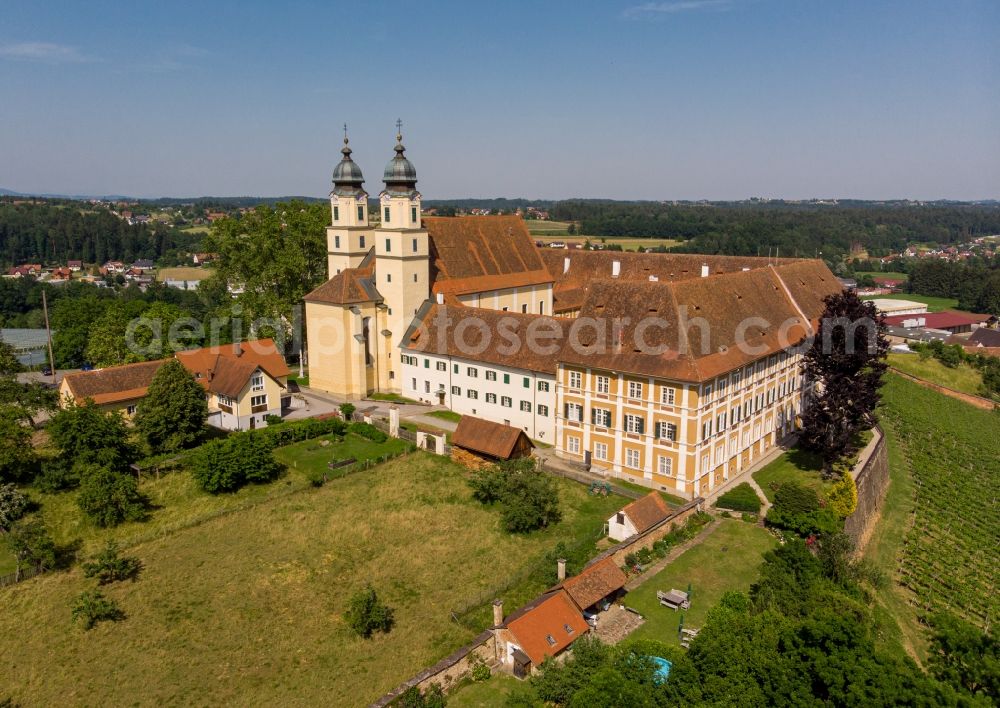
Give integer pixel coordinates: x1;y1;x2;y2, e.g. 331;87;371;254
76;464;145;527
135;359;207;453
799;291;888;470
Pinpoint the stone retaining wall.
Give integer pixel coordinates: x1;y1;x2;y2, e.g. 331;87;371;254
370;631;496;707
843;426;889;552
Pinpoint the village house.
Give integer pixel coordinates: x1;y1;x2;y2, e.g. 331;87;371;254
67;260;83;271
5;264;43;278
607;491;673;542
58;338;290;430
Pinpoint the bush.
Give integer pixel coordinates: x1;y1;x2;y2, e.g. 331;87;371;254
259;417;345;448
469;655;492;682
82;540;142;584
397;684;446;708
76;464;145;527
349;421;387;443
714;483;762;513
0;483;29;532
826;473;858;518
767;481;841;536
344;585;394;638
71;590;125;630
33;457;80;493
190;432;280;493
469;459;562;534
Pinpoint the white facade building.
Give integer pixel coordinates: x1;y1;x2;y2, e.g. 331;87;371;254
401;351;557;442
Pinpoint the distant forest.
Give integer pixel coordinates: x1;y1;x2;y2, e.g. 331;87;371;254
549;201;1000;260
4;196;1000;270
0;201;199;266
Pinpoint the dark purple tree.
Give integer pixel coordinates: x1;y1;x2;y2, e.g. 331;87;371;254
799;291;888;471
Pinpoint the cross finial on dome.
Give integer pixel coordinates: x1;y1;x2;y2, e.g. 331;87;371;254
395;118;403;141
343;122;348;144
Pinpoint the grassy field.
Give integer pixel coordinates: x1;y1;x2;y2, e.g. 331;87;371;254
887;352;986;397
861;292;961;313
368;392;419;404
448;674;525;707
525;219;577;235
856;271;908;281
428;410;462;424
0;433;409;576
752;447;830;503
1;450;625;706
534;235;683;251
180;224;211;234
873;374;999;634
626;519;776;646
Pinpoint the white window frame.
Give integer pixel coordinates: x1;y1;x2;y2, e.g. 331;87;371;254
625;449;641;469
596;375;610;394
569;371;582;389
628;381;643;400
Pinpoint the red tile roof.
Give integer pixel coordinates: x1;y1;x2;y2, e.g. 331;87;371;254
402;303;571;375
451;416;533;459
61;360;165;405
620;492;672;534
425;216;553;296
175;339;289;398
505;590;589;666
561;557;627;611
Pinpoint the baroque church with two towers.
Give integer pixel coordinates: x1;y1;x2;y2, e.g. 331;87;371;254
304;128;842;498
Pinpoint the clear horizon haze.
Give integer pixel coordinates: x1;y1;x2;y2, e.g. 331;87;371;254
1;0;998;201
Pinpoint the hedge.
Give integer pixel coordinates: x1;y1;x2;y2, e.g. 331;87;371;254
714;483;762;513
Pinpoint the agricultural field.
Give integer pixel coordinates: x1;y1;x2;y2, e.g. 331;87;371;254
877;373;999;632
533;234;683;251
887;352;986;397
855;271;908;282
525;219;577;235
0;450;625;706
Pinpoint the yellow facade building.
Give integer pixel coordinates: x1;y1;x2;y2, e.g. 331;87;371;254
303;129;843;497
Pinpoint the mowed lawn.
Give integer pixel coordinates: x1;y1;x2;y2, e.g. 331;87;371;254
626;519;776;646
1;451;624;706
752;447;830;503
887;352;987;397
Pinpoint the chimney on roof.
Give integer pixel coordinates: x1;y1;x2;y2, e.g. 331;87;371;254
611;260;621;278
557;558;567;581
701;264;710;278
436;292;444;305
492;598;504;627
234;341;243;357
563;256;570;274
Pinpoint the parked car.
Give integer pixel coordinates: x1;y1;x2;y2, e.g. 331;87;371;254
41;366;52;376
80;363;93;371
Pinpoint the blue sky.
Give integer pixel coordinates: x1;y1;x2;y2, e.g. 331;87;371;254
1;0;997;200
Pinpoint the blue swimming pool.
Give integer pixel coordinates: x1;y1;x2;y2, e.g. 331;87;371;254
651;656;672;685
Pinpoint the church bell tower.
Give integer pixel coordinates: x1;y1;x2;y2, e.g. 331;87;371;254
376;122;430;351
326;127;373;276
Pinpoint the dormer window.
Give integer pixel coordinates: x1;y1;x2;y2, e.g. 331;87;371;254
545;634;556;646
563;624;575;635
